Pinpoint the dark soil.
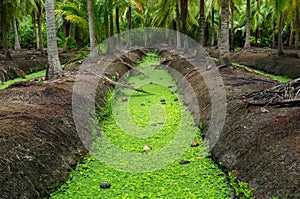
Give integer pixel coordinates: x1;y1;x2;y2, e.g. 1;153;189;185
0;50;144;198
206;47;300;79
160;49;300;198
0;49;83;82
0;47;299;198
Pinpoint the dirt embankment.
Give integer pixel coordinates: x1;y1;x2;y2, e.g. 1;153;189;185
0;50;82;82
160;49;300;198
1;47;299;198
206;47;300;79
0;50;144;198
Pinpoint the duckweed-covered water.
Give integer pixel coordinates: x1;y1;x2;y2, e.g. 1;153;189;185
52;54;231;198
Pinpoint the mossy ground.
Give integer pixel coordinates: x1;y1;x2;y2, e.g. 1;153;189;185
51;54;231;198
0;69;46;90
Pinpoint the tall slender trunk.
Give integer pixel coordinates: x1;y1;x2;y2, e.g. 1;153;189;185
278;12;284;55
180;0;188;51
272;17;276;48
45;0;63;80
127;6;132;48
295;8;299;49
0;0;11;59
176;2;181;49
211;8;215;46
289;26;294;47
2;24;11;59
75;26;82;49
116;7;121;48
63;20;71;38
219;0;231;66
257;0;261;42
110;12;115;49
244;0;251;49
32;13;39;49
37;5;44;54
104;11;110;53
230;3;235;51
87;0;96;53
13;15;21;50
218;11;221;48
199;0;205;46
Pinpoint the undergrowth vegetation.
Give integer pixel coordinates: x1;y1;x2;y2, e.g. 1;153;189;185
51;54;233;198
0;70;46;90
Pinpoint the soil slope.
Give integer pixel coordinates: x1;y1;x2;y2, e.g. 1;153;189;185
0;50;141;198
160;49;300;198
0;48;299;198
206;47;300;79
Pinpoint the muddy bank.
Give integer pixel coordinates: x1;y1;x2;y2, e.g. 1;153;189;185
1;47;299;198
206;47;300;79
160;49;300;198
0;50;143;198
0;50;81;82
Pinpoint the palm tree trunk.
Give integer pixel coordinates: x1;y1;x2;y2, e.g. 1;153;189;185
272;17;276;48
0;0;11;59
32;13;39;49
211;8;215;46
230;3;235;51
110;12;115;49
116;7;121;48
199;0;205;46
13;15;21;50
277;11;284;55
257;0;261;42
104;11;110;53
180;0;188;51
295;8;299;49
2;24;11;60
244;0;251;49
63;19;71;38
45;0;63;80
37;5;44;54
87;0;96;53
127;6;132;48
218;11;221;48
289;26;294;47
176;2;181;49
219;0;231;66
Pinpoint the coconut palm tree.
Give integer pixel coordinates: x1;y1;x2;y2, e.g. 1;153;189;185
45;0;63;80
295;7;299;49
0;0;13;59
219;0;231;66
267;0;289;55
87;0;96;52
244;0;251;49
286;0;300;49
35;0;45;53
56;0;89;48
206;0;219;46
199;0;205;46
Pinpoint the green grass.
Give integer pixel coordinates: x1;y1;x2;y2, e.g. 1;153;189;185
211;57;292;83
232;62;292;83
0;69;46;90
51;54;231;198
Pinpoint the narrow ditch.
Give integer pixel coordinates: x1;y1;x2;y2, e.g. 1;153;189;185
51;54;231;198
